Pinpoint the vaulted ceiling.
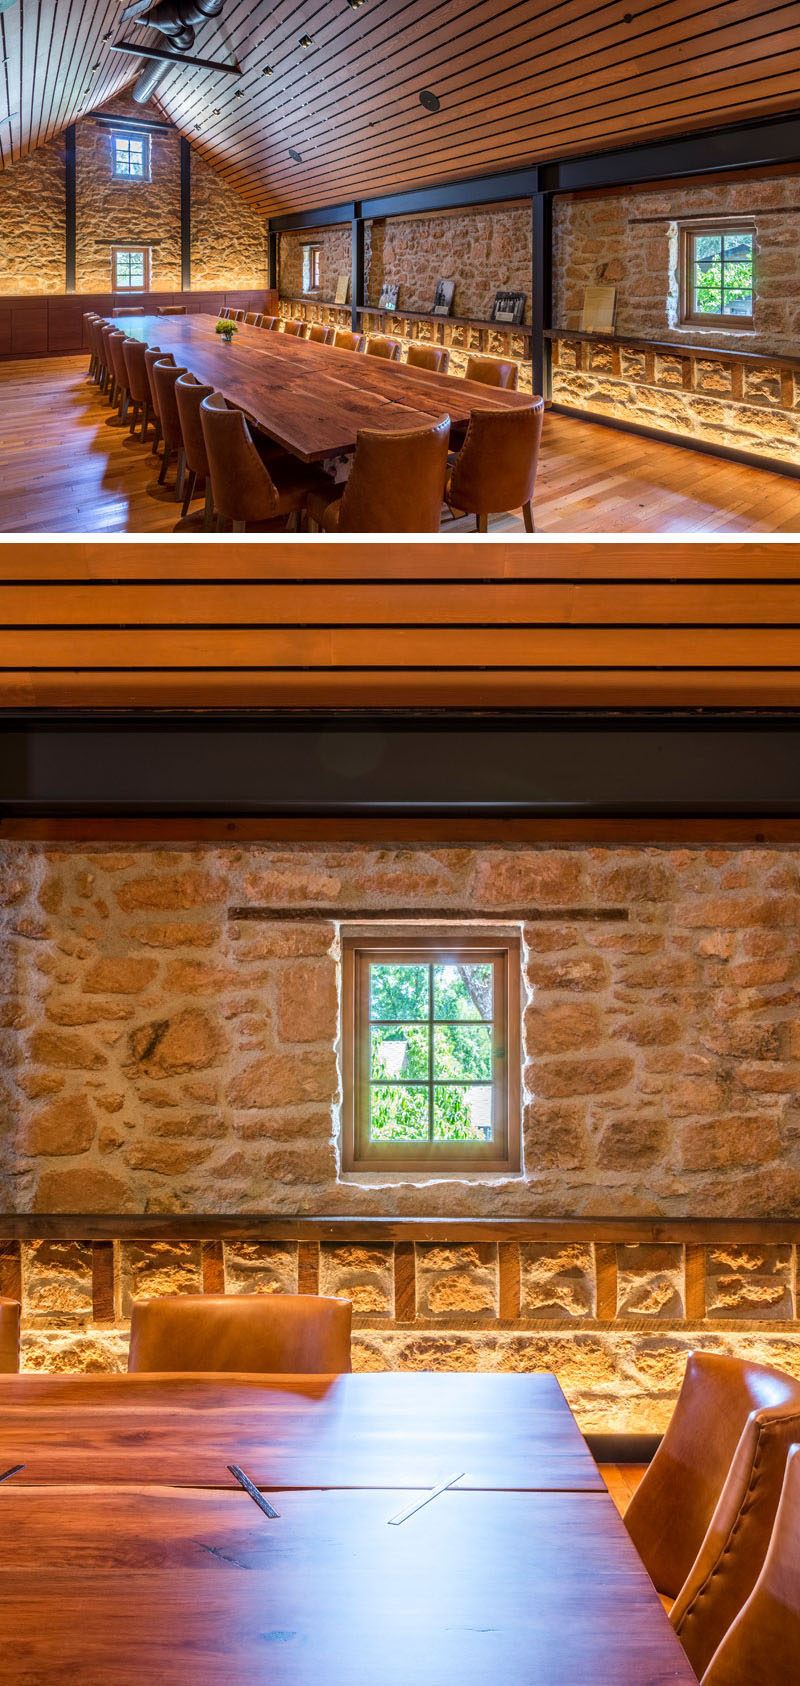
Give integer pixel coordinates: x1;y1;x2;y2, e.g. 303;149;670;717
3;0;800;215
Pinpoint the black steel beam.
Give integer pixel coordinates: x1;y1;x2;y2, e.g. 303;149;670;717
269;202;355;233
351;209;364;332
1;715;799;818
180;135;191;292
90;113;173;134
531;192;552;400
540;110;800;194
360;166;540;221
268;229;279;292
64;124;77;294
109;39;241;76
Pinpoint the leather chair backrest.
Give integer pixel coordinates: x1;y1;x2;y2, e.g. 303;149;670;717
245;312;263;326
268;316;282;330
0;1299;20;1373
448;402;543;516
231;309;245;321
701;1442;800;1685
407;342;450;374
109;333;132;388
261;316;278;330
112;306;145;317
338;414;450;532
671;1383;800;1678
144;346;172;412
122;337;150;402
282;319;305;336
200;390;281;523
465;353;518;389
157;305;186;315
334;329;366;353
152;361;188;447
366;336;402;360
128;1293;352;1374
625;1351;800;1601
175;371;214;477
307;323;333;344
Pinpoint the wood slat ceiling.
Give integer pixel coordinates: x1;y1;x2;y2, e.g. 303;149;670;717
4;0;800;213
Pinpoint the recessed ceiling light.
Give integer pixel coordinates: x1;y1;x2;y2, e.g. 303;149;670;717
91;62;101;71
347;0;366;8
298;34;313;46
235;89;243;97
419;89;440;111
262;64;273;74
213;107;220;114
289;147;302;161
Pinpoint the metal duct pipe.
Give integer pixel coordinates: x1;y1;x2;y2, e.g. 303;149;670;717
132;0;224;102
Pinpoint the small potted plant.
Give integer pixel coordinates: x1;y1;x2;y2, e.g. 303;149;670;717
216;317;238;344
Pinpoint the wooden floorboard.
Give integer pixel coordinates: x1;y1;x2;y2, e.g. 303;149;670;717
598;1464;648;1517
2;355;799;535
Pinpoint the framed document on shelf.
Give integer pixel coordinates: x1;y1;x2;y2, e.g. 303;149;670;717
491;290;526;325
581;284;617;332
431;278;455;316
334;273;350;305
378;282;399;309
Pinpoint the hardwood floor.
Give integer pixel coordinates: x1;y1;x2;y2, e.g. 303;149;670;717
599;1464;648;1518
3;353;800;534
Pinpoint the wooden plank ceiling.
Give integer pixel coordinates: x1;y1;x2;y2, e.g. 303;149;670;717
3;0;800;213
2;541;800;709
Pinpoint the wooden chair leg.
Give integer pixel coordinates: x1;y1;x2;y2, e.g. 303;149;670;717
120;392;129;423
522;500;535;533
476;513;489;533
176;447;186;501
203;481;215;530
232;519;246;532
157;446;171;486
140;400;150;441
152;418;161;456
181;469;197;518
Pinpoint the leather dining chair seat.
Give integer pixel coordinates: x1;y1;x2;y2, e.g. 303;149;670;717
307;414;451;533
307;322;333;344
445;400;543;532
282;318;305;337
144;346;173;455
200;390;333;531
128;1293;352;1374
174;371;215;524
465;353;519;389
625;1351;800;1681
407;342;450;374
366;335;402;360
700;1441;800;1685
333;328;366;353
0;1299;20;1373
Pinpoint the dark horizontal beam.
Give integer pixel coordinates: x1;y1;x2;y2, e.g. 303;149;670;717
90;113;174;134
2;1215;800;1242
109;39;241;76
268;110;800;232
1;714;799;817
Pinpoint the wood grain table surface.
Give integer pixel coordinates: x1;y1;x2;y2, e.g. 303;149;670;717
0;1371;604;1491
121;315;533;462
0;1484;697;1684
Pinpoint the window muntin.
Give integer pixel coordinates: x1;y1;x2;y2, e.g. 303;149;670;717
681;225;754;328
112;246;150;292
342;931;520;1174
113;133;150;180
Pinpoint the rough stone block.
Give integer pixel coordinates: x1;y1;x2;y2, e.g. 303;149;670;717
223;1240;298;1295
706;1245;794;1319
519;1244;594;1318
616;1244;685;1317
319;1243;394;1316
119;1240;202;1314
22;1239;93;1325
415;1244;498;1317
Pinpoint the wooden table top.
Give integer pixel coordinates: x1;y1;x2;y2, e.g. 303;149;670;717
0;1485;697;1685
121;315;533;462
0;1371;604;1491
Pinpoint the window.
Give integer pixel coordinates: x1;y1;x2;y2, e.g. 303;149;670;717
112;132;150;181
680;224;754;328
302;244;322;292
112;246;151;292
341;930;520;1174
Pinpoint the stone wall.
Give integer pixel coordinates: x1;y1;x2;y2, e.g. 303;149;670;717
279;223;352;305
2;837;800;1423
553;171;800;357
0;134;66;294
0;91;268;294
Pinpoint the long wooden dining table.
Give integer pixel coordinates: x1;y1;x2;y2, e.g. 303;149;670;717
121;314;533;463
0;1371;695;1683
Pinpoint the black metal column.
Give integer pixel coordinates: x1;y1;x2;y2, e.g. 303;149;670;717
351;206;364;332
180;136;191;291
531;189;552;401
268;228;279;293
64;125;77;294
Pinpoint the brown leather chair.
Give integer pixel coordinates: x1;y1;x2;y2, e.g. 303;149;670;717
407;342;450;374
100;327;122;402
87;316;106;383
625;1352;800;1680
244;311;263;326
95;321;113;392
112;306;145;318
366;335;402;360
268;316;282;330
0;1299;20;1373
465;353;519;389
282;318;305;337
200;391;332;531
307;414;450;533
83;312;100;377
157;305;187;315
230;308;245;321
144;346;173;455
446;401;543;532
122;338;152;439
261;315;279;330
108;332;133;417
127;1293;352;1374
701;1442;800;1685
175;371;214;524
307;322;333;344
152;360;188;488
333;328;366;352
